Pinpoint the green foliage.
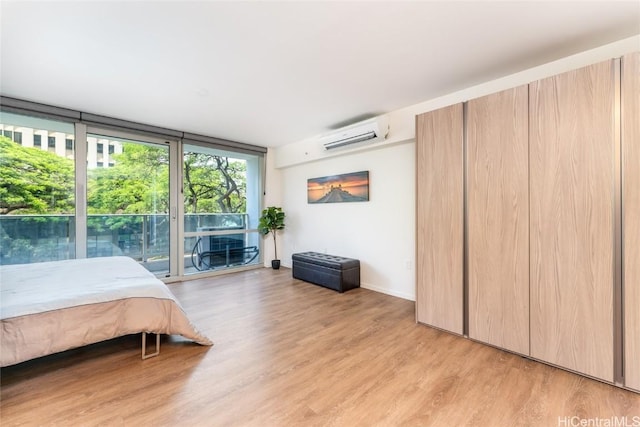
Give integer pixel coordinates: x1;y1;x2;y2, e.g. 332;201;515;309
258;206;285;235
183;152;246;214
87;143;169;216
0;137;74;214
2;137;249;229
258;206;285;260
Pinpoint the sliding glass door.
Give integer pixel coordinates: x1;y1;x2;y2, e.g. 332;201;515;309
86;130;173;276
1;106;265;279
182;143;262;275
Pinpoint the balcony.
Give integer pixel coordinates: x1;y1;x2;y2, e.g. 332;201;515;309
0;213;260;275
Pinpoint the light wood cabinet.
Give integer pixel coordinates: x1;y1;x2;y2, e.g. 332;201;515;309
529;60;615;382
416;104;464;335
467;86;529;355
623;51;640;391
416;54;638;390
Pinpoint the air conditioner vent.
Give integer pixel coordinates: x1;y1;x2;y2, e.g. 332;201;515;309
321;116;389;150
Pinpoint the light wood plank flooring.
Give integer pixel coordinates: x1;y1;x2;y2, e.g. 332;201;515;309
1;267;639;426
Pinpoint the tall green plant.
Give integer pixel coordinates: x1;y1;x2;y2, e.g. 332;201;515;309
258;206;285;260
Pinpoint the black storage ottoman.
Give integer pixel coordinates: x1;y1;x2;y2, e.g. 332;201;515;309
291;252;360;293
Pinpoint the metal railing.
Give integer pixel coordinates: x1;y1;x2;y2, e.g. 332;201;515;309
0;213;251;266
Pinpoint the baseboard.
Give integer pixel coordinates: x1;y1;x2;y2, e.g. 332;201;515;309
264;262;293;269
360;282;415;301
285;261;415;301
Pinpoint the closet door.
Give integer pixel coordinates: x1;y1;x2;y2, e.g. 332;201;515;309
467;86;529;355
623;51;640;391
416;104;464;334
530;60;615;382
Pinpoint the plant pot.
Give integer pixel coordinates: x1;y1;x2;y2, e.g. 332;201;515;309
271;260;281;270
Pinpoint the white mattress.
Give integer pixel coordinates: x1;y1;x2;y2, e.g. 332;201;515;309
0;256;212;366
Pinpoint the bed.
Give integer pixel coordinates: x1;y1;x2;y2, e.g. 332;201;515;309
0;256;212;367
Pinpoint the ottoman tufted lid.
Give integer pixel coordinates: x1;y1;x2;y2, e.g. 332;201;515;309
292;252;360;269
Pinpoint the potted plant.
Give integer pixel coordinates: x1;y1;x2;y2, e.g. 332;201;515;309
258;206;285;269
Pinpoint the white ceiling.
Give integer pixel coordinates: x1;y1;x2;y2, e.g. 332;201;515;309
1;1;639;148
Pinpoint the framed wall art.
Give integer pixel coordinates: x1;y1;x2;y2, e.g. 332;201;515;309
307;171;369;204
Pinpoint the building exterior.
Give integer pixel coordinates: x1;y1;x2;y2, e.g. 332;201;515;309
0;124;122;168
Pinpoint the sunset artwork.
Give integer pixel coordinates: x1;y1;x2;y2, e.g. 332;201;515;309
307;171;369;204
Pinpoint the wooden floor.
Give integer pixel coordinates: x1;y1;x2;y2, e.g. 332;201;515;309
1;267;639;426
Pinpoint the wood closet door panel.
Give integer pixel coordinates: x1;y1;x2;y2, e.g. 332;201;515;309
416;104;464;334
467;86;529;355
529;60;615;382
623;51;640;392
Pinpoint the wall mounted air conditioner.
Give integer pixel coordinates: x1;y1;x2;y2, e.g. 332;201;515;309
321;116;389;150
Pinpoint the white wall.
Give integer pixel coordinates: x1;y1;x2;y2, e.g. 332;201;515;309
262;147;284;266
272;35;640;301
279;140;416;300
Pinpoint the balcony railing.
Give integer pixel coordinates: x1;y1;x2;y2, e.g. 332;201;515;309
0;213;252;267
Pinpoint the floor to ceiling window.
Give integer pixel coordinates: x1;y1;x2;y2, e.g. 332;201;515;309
0;101;266;279
0;111;76;265
86;131;171;276
183;143;262;275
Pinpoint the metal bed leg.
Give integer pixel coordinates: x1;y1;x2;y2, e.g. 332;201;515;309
141;332;160;360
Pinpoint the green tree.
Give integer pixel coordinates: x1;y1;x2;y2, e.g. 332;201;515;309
88;143;246;216
0;137;74;215
183;153;246;213
87;143;169;215
1;137;247;216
